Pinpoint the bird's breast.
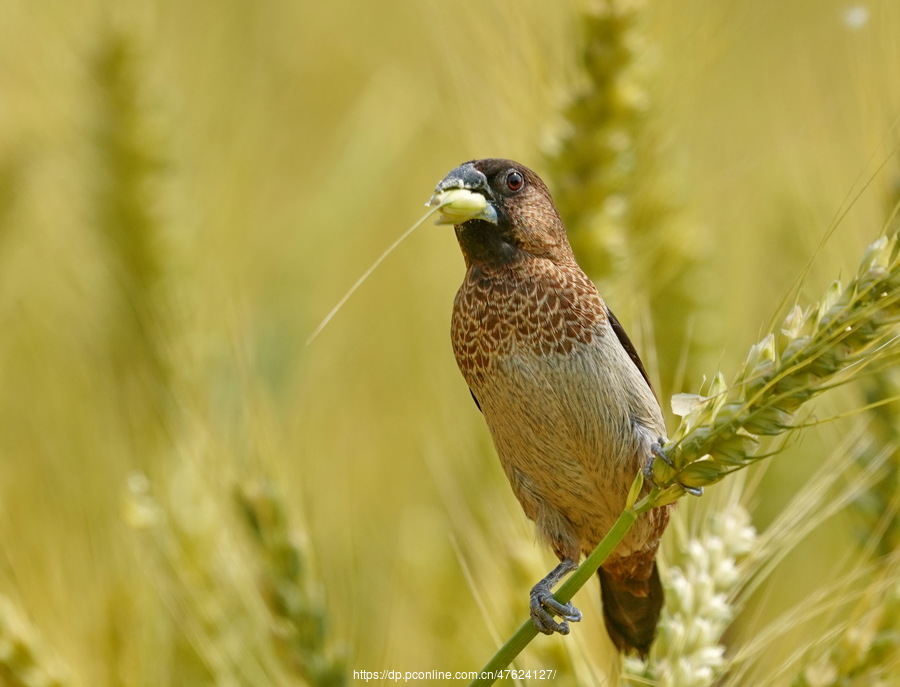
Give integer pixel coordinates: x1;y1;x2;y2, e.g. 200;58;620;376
451;260;606;385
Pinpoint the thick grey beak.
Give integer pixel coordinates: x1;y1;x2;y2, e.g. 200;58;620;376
433;162;493;199
428;162;499;225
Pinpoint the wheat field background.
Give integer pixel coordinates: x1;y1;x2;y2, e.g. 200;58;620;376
1;1;899;685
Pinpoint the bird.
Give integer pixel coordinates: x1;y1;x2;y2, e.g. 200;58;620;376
430;158;672;657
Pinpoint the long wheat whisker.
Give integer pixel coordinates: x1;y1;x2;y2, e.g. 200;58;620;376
305;207;440;345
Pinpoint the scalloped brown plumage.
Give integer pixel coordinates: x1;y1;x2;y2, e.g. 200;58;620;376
436;158;671;656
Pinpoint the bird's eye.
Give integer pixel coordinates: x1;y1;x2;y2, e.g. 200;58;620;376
505;170;525;192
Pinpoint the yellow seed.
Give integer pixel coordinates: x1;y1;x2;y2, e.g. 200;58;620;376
429;189;488;225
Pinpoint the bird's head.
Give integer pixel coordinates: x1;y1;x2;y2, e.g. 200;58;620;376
429;159;574;267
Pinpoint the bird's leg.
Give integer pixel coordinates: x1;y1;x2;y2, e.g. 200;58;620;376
648;439;703;497
529;559;582;635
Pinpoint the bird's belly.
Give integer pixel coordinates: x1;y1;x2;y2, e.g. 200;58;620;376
470;345;660;558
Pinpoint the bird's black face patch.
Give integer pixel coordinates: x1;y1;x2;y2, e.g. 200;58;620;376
453;218;520;265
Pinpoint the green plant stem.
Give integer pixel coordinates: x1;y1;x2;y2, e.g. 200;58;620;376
468;504;642;687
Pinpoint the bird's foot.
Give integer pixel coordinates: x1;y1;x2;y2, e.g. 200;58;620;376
644;439;673;484
647;439;703;497
529;559;582;635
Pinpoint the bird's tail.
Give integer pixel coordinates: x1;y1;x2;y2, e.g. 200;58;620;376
597;561;663;658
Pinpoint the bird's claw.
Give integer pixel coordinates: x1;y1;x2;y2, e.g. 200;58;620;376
644;439;673;483
529;585;582;635
650;439;675;468
528;559;582;635
647;439;704;497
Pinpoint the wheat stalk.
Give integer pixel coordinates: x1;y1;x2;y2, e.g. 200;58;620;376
544;0;709;396
642;232;900;506
236;480;347;687
92;26;175;449
621;503;757;687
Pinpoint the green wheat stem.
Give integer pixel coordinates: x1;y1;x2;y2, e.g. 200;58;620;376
468;502;643;686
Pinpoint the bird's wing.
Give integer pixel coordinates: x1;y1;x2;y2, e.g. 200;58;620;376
470;388;482;412
606;307;656;396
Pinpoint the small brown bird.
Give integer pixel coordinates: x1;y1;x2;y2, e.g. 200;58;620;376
431;158;672;656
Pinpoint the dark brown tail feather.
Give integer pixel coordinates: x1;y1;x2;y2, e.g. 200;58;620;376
598;562;663;658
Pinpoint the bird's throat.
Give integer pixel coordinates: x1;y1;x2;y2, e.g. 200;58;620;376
454;219;519;266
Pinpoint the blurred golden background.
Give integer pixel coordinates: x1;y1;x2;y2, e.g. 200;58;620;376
1;1;899;685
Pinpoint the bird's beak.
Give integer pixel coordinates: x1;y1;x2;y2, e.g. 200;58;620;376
427;162;499;226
